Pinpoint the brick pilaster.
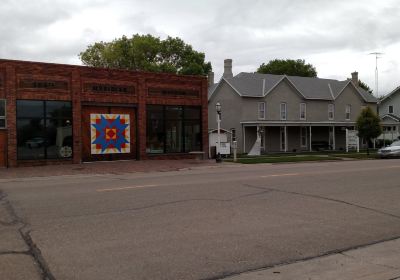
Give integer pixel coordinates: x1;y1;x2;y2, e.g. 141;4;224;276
5;65;17;167
71;69;82;164
137;78;147;160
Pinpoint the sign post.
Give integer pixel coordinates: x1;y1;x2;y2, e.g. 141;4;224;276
346;129;359;152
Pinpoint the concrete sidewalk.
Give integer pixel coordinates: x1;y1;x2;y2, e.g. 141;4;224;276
225;238;400;280
0;159;221;179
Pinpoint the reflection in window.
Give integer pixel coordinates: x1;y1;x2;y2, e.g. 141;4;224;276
17;100;73;160
146;106;201;153
0;100;5;128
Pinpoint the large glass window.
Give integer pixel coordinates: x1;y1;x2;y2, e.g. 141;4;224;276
17;100;72;160
0;100;5;128
146;105;201;154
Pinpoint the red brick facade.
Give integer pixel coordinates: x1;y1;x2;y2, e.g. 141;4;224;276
0;59;208;167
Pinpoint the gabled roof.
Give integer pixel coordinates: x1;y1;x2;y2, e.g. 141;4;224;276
208;72;378;103
381;114;400;122
379;86;400;104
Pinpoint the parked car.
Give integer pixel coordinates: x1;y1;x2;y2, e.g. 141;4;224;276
25;137;49;148
377;140;400;158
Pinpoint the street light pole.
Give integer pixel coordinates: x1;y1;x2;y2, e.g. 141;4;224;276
216;102;222;163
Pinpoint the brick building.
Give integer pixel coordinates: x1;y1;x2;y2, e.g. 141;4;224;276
0;59;208;167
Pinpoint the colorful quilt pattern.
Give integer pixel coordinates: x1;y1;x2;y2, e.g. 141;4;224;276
90;114;130;154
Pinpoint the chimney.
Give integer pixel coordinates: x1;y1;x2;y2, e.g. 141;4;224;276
223;59;233;79
208;71;214;87
351;71;358;85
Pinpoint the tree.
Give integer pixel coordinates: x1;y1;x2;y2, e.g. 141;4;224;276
356;106;382;155
257;59;317;77
358;80;373;93
79;34;212;75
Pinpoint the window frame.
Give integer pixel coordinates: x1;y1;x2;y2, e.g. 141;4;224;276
0;99;6;129
146;105;202;154
16;100;73;160
328;104;334;120
258;102;266;120
280;103;287;120
345;104;351;120
299;103;306;120
389;105;394;114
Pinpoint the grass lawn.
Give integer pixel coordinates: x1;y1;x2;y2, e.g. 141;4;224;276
226;151;378;164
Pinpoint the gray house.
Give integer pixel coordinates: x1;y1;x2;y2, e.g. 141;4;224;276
208;59;378;154
378;87;400;141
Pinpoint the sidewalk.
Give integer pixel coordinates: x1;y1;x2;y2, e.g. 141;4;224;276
225;238;400;280
0;159;221;179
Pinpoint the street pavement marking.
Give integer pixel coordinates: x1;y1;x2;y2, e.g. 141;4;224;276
260;173;300;178
96;184;159;192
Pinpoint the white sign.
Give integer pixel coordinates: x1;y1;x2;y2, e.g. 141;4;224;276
346;129;359;152
218;142;231;155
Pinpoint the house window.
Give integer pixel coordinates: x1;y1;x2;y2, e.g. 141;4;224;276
258;102;266;119
0;100;5;128
280;103;287;120
389;105;394;114
146;105;201;154
328;104;334;120
300;127;307;147
230;128;236;142
16;100;73;160
300;103;306;120
393;126;397;131
345;104;351;120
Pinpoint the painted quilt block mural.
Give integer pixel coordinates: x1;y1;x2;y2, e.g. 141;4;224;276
90;114;130;154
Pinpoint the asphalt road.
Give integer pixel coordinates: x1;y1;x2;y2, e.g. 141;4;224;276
2;159;400;280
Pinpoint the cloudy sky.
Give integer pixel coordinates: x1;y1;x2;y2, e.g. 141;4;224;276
1;0;399;96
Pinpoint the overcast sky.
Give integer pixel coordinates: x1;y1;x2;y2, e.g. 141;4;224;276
1;0;399;96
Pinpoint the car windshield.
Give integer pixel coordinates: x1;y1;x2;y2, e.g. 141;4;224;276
390;141;400;147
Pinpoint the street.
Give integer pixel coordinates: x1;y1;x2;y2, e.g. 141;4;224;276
1;159;400;280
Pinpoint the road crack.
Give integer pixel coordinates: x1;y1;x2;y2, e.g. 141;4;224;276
244;184;400;220
0;190;56;280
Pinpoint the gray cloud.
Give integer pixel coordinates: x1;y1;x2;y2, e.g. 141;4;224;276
0;0;398;94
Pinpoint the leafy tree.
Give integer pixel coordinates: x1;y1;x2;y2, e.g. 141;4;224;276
79;34;212;75
257;59;317;77
356;106;382;155
358;80;373;93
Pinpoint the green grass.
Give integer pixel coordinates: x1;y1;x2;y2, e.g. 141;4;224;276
234;155;342;164
226;151;378;164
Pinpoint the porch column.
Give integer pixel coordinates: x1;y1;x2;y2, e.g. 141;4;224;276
332;126;336;150
243;125;246;153
309;126;312;151
284;125;287;152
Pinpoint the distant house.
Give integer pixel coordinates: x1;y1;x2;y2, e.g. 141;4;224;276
378;87;400;142
208;59;378;154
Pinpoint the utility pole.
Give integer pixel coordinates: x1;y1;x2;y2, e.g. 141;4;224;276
369;52;383;97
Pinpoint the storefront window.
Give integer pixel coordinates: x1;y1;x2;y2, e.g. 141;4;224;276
146;106;201;153
147;106;165;154
17;100;72;160
0;100;5;128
